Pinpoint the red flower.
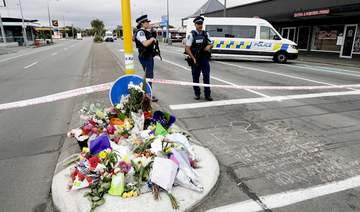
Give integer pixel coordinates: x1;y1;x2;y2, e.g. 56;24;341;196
89;156;100;170
144;111;153;119
114;138;120;144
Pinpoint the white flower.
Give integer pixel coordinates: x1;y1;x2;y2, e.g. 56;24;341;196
134;156;153;167
95;164;106;173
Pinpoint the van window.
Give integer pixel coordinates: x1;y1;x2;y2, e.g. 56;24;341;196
206;25;256;38
260;26;278;40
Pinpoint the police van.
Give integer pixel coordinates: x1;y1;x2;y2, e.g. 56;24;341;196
185;17;298;63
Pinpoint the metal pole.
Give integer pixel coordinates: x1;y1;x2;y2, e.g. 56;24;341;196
166;0;169;44
0;12;6;44
223;0;226;17
63;15;66;40
19;0;28;46
72;24;74;38
121;0;134;75
47;0;53;43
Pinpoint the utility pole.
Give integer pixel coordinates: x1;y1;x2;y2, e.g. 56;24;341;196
19;0;29;46
71;24;74;39
223;0;227;17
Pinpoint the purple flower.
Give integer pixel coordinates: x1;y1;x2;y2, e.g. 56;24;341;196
109;107;117;115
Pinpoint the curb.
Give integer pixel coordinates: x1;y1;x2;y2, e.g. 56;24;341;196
52;145;220;212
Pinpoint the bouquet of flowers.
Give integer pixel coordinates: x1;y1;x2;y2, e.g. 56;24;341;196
65;81;203;211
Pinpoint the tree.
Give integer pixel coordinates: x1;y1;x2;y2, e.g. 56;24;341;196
91;19;104;35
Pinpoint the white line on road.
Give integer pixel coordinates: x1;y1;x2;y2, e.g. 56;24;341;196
118;49;124;52
281;63;360;77
169;90;360;110
207;175;360;212
24;62;38;69
64;48;68;51
215;61;358;91
0;44;65;63
52;52;58;56
157;57;269;97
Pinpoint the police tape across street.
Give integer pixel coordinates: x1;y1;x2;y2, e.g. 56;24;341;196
1;78;360;111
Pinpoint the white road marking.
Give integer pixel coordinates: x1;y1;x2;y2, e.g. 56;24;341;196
207;175;360;212
281;63;360;77
157;57;269;97
169;90;360;110
215;61;359;92
64;48;68;51
0;44;65;63
118;49;124;52
52;52;58;56
24;62;38;69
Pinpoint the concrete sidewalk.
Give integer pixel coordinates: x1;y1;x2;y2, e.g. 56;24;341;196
51;42;220;212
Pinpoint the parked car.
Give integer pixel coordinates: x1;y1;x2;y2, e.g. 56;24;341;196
113;35;117;40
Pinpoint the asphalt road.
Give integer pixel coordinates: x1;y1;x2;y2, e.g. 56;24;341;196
1;38;359;212
0;38;93;212
106;40;360;211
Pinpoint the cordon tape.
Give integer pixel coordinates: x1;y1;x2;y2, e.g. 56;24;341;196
1;78;360;111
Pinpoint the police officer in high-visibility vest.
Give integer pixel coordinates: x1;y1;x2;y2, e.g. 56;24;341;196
134;14;158;102
185;16;214;101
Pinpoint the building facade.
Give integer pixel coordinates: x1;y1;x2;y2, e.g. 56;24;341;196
0;17;40;46
203;0;360;59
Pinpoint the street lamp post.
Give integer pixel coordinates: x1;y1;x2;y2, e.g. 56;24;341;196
63;15;67;40
47;0;53;43
166;0;169;44
223;0;227;17
0;0;6;44
18;0;29;47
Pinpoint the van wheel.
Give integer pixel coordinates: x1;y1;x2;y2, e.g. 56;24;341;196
274;52;288;63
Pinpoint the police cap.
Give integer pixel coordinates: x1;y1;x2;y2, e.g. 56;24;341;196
193;16;204;24
136;14;151;25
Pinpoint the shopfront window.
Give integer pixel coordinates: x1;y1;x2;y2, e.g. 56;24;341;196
353;24;360;54
312;25;344;51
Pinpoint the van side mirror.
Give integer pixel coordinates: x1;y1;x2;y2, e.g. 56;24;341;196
274;35;281;40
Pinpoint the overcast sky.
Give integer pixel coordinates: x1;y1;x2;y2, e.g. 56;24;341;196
0;0;260;29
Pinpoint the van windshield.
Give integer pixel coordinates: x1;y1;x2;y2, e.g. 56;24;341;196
206;25;256;38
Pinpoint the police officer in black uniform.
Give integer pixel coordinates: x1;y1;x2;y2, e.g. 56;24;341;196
134;14;158;102
185;16;214;101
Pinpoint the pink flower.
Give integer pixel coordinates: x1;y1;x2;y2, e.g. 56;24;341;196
83;124;92;131
107;125;116;135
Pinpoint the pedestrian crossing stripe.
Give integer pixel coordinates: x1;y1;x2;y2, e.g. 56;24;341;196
213;40;252;49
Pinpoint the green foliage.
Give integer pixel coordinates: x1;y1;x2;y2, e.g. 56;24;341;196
91;19;105;35
93;34;103;43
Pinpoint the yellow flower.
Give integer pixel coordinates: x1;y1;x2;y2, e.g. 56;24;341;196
82;147;90;153
122;193;127;198
79;156;84;161
122;155;130;163
133;191;138;197
96;110;105;119
99;151;106;159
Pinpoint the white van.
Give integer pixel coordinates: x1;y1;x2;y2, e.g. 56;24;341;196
104;31;114;42
185;17;298;63
76;33;82;40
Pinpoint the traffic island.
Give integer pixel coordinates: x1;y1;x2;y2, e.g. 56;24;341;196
52;145;219;212
51;75;220;212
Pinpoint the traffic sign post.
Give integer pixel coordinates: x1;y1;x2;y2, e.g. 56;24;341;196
121;0;134;75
